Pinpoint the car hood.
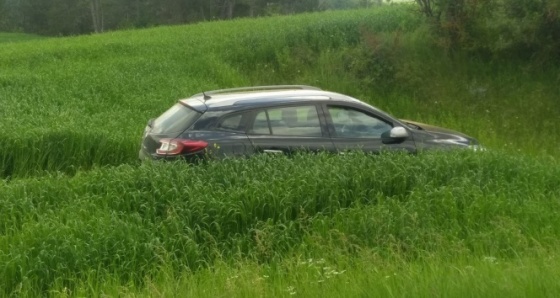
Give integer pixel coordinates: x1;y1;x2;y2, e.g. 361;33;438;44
399;119;478;148
400;119;471;138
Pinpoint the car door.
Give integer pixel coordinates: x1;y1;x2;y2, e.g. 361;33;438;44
246;104;336;154
324;104;416;153
208;111;256;157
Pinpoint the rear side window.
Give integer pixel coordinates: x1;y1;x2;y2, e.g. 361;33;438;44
151;103;201;134
249;105;322;136
251;111;272;134
217;114;244;131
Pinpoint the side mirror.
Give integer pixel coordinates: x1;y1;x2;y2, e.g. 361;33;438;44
381;127;409;144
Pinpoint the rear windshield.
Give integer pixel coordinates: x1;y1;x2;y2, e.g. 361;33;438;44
151;103;201;134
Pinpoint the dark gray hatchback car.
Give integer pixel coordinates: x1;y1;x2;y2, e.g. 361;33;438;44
139;85;481;161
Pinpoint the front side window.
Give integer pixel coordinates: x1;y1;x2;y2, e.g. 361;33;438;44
249;105;322;137
328;106;392;138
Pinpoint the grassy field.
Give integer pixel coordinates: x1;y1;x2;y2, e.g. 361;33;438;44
1;3;560;296
66;253;560;297
2;152;560;296
1;4;558;179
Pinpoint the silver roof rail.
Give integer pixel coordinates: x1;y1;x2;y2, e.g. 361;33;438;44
194;85;322;100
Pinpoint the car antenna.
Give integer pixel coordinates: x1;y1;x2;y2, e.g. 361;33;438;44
203;91;211;101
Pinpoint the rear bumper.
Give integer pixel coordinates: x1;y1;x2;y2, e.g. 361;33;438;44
139;148;206;162
138;148;177;161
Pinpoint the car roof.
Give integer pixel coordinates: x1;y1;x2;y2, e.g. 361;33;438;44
179;86;364;111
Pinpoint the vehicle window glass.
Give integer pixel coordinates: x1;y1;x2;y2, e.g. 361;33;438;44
152;103;201;134
328;106;392;138
251;110;271;134
249;106;322;136
217;114;243;131
267;106;321;136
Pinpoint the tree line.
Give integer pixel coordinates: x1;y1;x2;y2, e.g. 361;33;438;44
0;0;381;36
414;0;560;60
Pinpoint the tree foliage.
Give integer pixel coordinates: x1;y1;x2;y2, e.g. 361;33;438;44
415;0;560;61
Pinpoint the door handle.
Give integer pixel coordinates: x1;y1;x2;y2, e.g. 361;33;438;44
263;149;283;154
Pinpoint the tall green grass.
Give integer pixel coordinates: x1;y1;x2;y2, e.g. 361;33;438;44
1;152;559;295
1;4;560;296
57;253;560;297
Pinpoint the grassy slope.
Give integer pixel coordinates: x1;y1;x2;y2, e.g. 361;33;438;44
1;4;560;296
1;5;557;178
1;6;420;177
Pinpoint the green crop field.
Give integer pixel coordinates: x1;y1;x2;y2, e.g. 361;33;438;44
1;3;560;296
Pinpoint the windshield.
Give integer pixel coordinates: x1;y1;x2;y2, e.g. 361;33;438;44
151;103;201;134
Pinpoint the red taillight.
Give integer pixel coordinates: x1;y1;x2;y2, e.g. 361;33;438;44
156;139;208;155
